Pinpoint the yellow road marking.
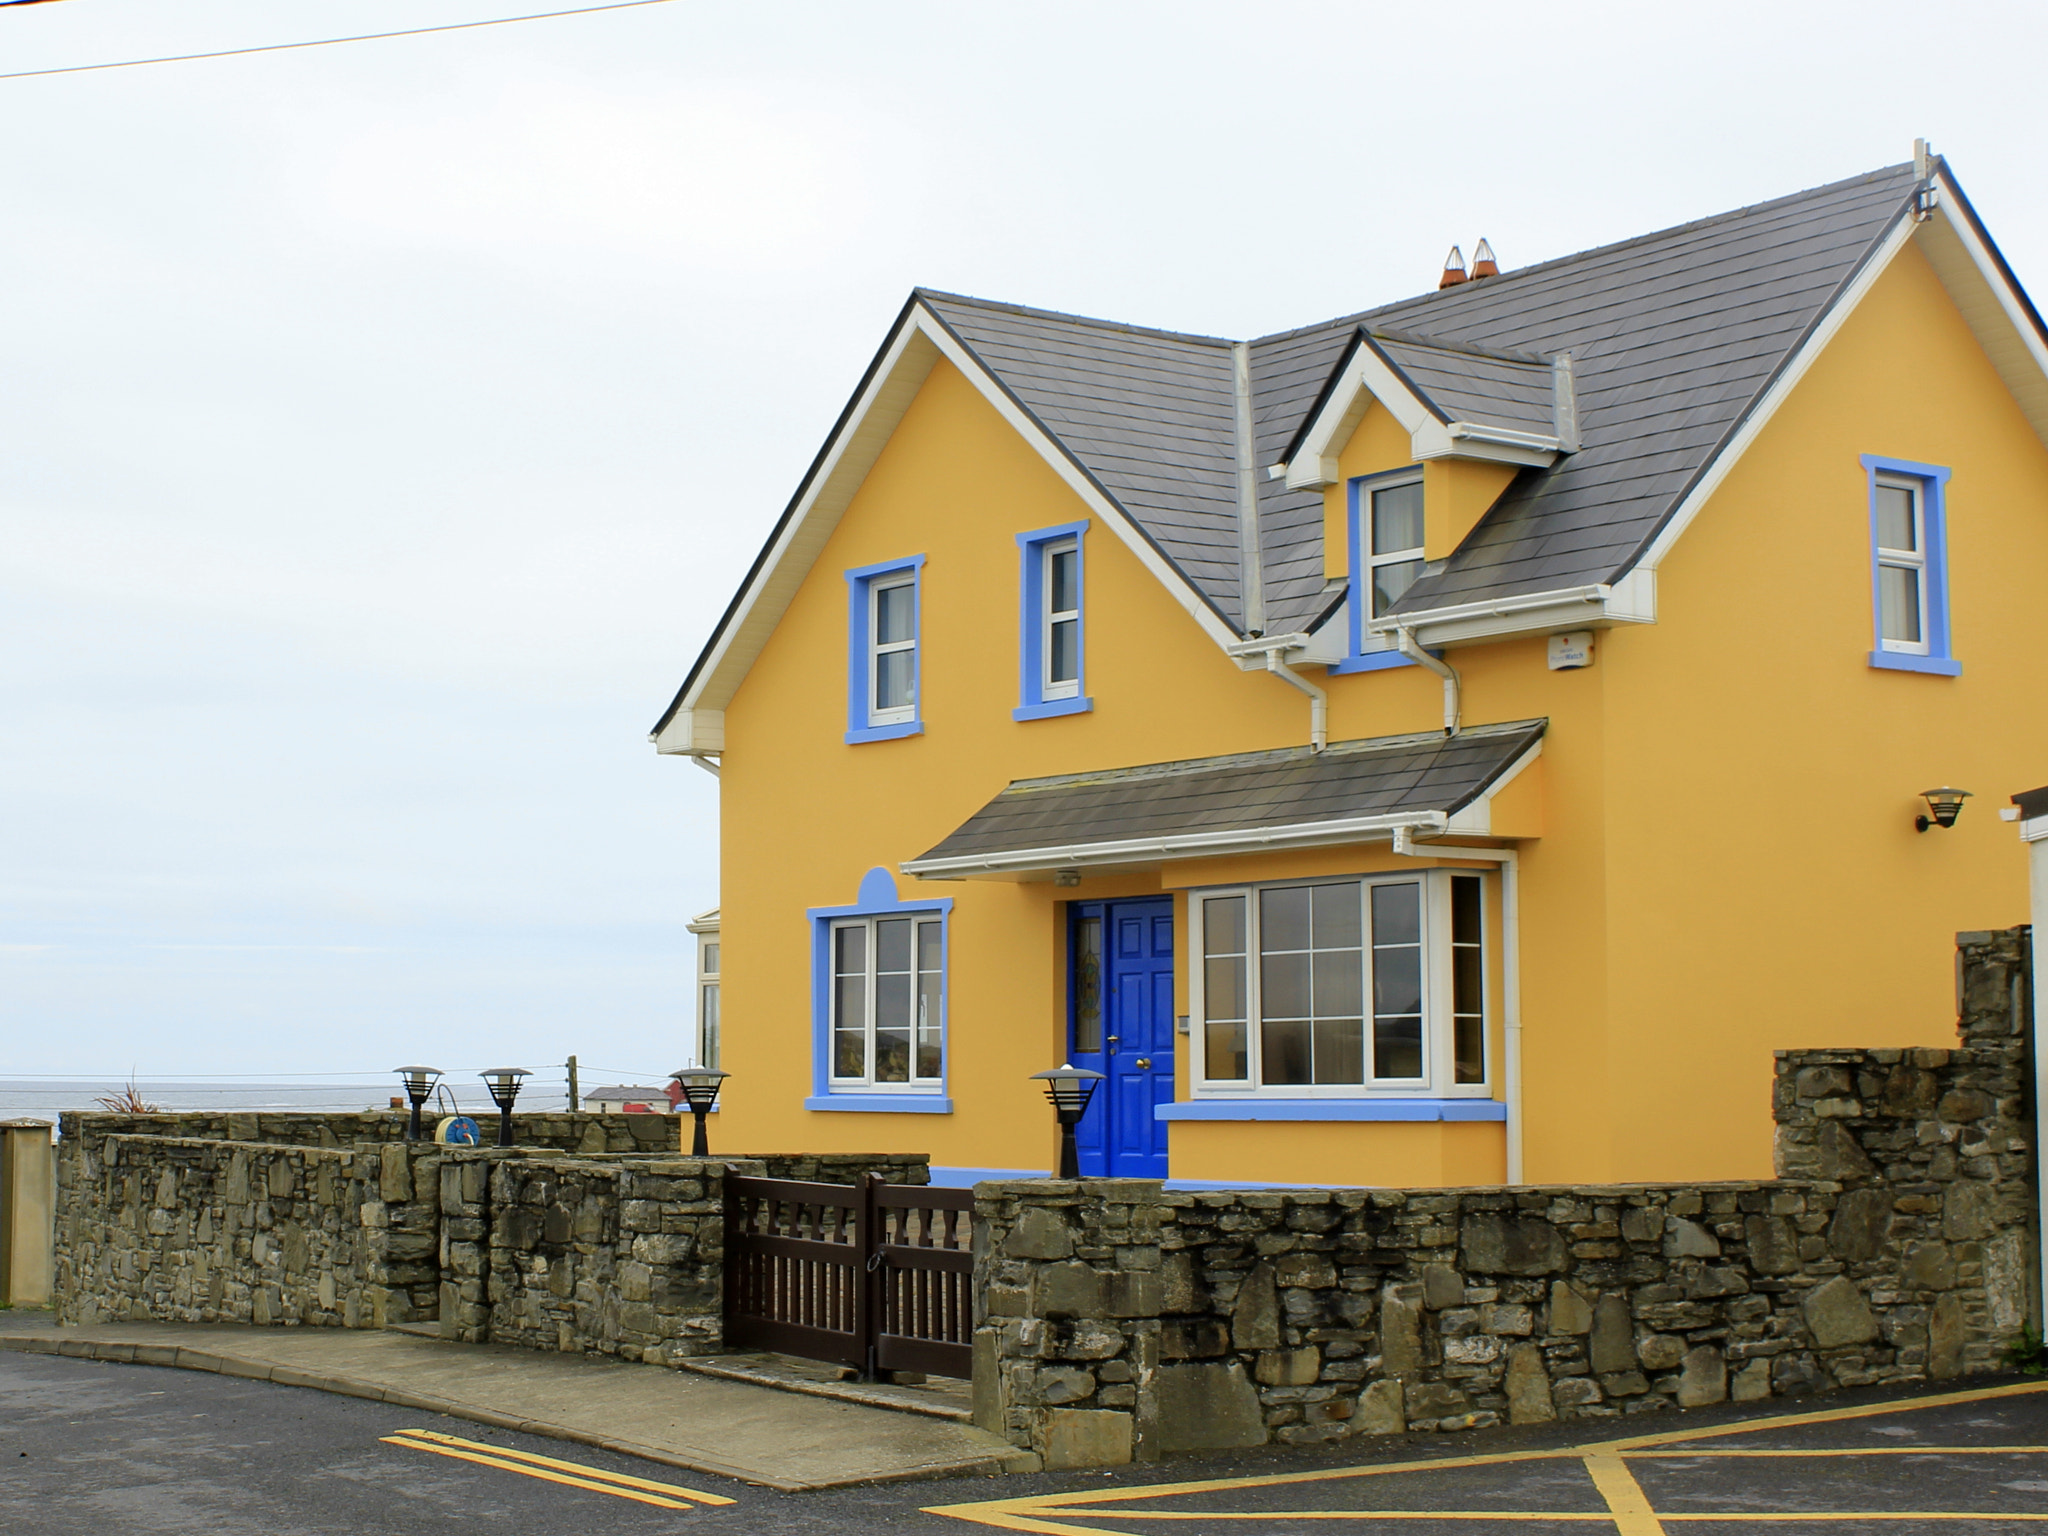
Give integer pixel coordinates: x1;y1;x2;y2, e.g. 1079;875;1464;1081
1625;1445;2048;1457
923;1379;2048;1531
388;1426;733;1505
382;1436;695;1508
1583;1455;1666;1536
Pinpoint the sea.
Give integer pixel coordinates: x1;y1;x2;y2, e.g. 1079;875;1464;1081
0;1078;574;1132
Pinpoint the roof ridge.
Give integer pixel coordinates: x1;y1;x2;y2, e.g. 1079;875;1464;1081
914;288;1237;349
1249;162;1916;347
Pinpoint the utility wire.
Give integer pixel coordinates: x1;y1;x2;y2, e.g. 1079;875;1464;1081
0;0;672;81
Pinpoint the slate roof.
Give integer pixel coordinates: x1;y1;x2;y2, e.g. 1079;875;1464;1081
917;162;1923;636
903;720;1545;875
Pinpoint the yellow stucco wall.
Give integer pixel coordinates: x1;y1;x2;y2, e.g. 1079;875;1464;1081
709;235;2048;1188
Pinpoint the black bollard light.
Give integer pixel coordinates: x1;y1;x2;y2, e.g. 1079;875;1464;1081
668;1067;729;1156
480;1067;531;1148
1030;1063;1104;1180
394;1066;443;1141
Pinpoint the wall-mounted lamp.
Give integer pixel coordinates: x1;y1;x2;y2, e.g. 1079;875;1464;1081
393;1066;442;1141
1916;786;1973;833
480;1067;531;1147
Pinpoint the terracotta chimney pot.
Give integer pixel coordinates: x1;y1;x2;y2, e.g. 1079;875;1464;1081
1471;238;1499;279
1439;245;1467;289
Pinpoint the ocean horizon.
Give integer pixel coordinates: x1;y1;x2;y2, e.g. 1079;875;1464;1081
0;1078;575;1127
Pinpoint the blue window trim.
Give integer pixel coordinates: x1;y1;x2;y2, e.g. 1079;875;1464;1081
845;555;926;744
1014;521;1093;721
1861;455;1959;677
1156;1097;1505;1123
1336;469;1423;674
805;867;954;1113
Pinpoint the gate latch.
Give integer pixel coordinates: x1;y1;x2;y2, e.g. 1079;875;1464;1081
866;1250;887;1273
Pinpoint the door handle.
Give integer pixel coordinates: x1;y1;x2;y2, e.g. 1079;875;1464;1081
1134;1057;1152;1070
1106;1035;1120;1047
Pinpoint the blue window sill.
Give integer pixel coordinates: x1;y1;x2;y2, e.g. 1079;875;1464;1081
1013;696;1092;722
1868;651;1962;677
1157;1097;1506;1122
845;720;924;745
1328;649;1418;676
805;1094;953;1114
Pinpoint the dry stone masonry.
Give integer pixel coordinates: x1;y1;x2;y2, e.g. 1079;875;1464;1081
970;928;2040;1468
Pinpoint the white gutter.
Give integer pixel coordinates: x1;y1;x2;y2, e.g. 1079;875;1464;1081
1225;634;1327;753
2018;806;2048;1331
1368;583;1612;637
1395;627;1461;737
1389;826;1524;1185
903;809;1450;881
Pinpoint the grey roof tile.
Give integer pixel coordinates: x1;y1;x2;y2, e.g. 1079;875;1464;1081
914;164;1920;635
906;720;1547;869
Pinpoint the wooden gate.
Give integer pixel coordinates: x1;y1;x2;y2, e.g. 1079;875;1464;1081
723;1172;975;1379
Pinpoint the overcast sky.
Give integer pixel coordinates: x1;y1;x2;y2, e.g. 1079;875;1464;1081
5;0;2045;1084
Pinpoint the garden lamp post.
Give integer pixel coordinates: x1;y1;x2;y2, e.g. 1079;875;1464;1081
480;1067;531;1148
1030;1064;1104;1180
393;1066;442;1141
668;1067;729;1156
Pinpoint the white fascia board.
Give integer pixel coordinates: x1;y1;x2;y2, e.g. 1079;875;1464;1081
673;304;1238;727
1364;572;1654;649
901;810;1454;882
2020;814;2048;845
1914;176;2048;451
1284;341;1434;491
1635;211;1917;575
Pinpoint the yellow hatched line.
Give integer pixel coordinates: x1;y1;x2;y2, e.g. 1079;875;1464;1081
388;1427;733;1504
1582;1455;1665;1536
923;1380;2048;1531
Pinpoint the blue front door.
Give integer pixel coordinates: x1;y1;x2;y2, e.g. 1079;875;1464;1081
1068;898;1174;1178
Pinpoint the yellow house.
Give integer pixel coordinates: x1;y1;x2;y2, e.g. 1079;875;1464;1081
653;151;2048;1190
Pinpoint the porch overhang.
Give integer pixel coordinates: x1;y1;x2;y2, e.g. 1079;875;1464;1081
900;719;1545;882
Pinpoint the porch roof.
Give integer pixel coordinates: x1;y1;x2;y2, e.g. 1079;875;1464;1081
900;719;1545;881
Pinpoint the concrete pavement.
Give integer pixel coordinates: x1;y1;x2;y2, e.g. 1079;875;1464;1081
0;1310;1034;1491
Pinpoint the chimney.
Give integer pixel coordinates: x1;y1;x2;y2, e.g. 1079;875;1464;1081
1438;245;1467;289
1470;238;1499;279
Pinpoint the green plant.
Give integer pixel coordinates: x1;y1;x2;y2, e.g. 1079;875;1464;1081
92;1078;162;1114
2004;1327;2048;1375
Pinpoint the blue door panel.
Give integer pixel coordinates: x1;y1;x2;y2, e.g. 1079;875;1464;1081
1070;897;1173;1179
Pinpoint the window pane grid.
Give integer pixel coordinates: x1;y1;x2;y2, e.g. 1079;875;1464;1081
1874;479;1930;653
870;577;917;720
1042;540;1080;697
829;915;943;1088
1368;480;1425;619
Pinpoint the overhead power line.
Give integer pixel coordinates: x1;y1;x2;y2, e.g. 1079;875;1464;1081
0;0;673;81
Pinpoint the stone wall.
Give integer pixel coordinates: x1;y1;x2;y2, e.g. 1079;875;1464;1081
971;929;2039;1469
476;1155;761;1361
60;1110;687;1156
54;1135;441;1329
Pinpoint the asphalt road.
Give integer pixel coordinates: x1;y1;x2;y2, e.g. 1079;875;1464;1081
5;1350;2047;1534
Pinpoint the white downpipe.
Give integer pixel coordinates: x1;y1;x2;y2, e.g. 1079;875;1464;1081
1389;827;1524;1185
1395;626;1461;737
2025;824;2048;1331
1263;649;1328;753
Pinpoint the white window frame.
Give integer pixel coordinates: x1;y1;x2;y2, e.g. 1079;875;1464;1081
867;572;919;727
1873;474;1930;656
1041;537;1081;701
827;912;945;1093
1189;870;1490;1098
1365;473;1425;622
697;943;720;1071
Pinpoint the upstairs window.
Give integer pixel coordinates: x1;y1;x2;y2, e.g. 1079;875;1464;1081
698;937;721;1070
845;555;925;743
1862;456;1958;676
1335;471;1427;675
1193;870;1489;1096
1015;521;1092;720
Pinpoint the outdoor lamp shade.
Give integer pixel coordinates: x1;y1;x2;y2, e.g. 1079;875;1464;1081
480;1067;530;1147
668;1068;729;1156
1031;1064;1104;1116
393;1066;442;1141
1917;787;1973;831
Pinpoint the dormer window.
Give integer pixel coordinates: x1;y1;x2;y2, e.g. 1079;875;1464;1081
1368;478;1425;616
